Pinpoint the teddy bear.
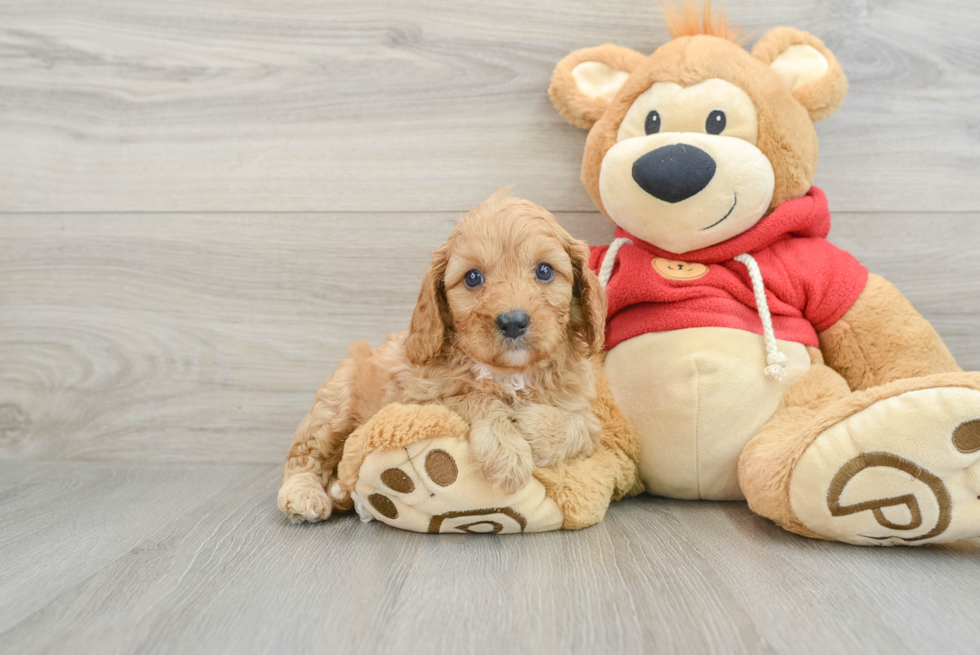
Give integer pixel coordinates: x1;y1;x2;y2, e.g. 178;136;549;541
545;3;980;545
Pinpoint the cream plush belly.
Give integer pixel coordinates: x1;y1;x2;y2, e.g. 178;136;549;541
604;328;811;500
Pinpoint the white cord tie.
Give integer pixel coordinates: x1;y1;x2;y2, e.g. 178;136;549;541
599;242;785;381
598;237;633;289
734;253;788;381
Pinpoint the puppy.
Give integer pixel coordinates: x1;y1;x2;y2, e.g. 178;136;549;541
278;188;607;523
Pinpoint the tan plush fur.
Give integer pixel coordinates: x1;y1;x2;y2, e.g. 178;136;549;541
550;7;847;218
819;273;961;391
752;27;848;122
279;191;612;522
580;36;819;217
739;274;967;540
740;369;980;540
337;403;470;491
548;3;977;543
737;276;964;539
548;45;647;130
738;350;851;541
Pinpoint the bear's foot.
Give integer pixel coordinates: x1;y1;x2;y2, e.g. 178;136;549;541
337;403;564;534
789;373;980;545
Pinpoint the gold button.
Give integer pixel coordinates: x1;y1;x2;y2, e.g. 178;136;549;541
652;257;709;280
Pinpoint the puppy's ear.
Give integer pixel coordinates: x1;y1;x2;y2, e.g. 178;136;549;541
404;242;452;366
549;45;646;130
565;237;607;357
753;27;847;122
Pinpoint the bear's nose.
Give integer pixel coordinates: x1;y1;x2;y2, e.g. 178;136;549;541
631;144;716;203
496;311;530;340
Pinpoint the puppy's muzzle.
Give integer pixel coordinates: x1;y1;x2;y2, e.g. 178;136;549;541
496;310;530;340
631;143;716;203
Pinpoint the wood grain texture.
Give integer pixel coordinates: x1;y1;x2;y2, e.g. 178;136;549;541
3;2;979;652
0;461;978;655
2;210;978;463
1;0;979;213
0;460;270;635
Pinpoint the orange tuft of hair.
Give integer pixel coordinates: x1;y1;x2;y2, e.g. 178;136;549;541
661;1;745;44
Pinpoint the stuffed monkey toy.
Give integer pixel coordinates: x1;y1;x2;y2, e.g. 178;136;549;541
548;3;980;545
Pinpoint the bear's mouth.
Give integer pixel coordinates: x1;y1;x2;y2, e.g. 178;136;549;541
700;194;738;231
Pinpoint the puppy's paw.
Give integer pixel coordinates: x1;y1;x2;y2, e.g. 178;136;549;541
327;476;354;511
517;407;601;467
486;448;535;496
578;412;603;457
470;421;535;496
278;473;333;523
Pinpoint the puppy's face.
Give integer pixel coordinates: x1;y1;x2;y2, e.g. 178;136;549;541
405;192;606;372
443;208;573;370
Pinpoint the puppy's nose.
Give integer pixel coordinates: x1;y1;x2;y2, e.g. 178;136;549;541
496;311;530;339
631;144;716;203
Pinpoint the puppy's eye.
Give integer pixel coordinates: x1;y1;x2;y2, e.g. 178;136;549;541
463;269;484;288
535;262;555;282
644;110;661;135
706;110;726;135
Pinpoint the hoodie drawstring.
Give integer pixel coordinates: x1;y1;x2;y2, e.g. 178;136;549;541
734;253;788;381
598;237;633;289
598;241;788;382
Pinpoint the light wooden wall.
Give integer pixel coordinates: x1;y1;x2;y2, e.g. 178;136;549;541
2;0;979;464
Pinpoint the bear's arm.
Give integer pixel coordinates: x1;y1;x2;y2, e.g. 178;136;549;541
777;238;959;390
817;273;960;391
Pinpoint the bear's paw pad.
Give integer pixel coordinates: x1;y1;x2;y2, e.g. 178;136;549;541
791;384;980;545
352;436;564;534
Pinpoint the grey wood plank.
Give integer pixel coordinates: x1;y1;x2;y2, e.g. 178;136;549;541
0;461;977;655
1;0;978;213
2;211;978;463
676;504;980;655
0;460;274;636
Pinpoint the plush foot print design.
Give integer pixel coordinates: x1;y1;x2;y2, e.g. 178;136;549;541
790;374;980;545
337;403;564;534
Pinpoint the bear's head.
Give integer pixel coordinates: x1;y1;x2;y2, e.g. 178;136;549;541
549;3;847;254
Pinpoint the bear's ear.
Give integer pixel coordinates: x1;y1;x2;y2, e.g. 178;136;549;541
753;27;848;122
549;44;646;130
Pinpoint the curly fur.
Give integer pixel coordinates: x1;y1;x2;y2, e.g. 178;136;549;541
278;190;609;521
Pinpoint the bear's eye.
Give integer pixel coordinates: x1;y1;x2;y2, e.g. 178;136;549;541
463;269;484;288
706;110;726;135
644;110;661;135
535;262;555;282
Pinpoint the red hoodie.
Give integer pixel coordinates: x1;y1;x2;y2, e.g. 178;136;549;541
588;187;868;350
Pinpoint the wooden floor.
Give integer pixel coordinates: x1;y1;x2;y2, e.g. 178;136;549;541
2;0;980;653
3;461;980;655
